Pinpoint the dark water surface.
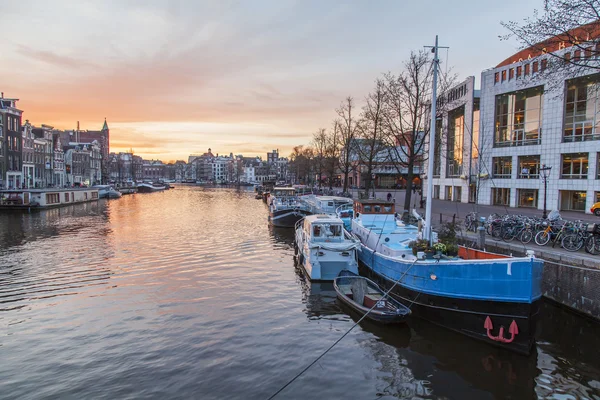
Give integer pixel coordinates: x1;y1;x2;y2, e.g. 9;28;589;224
1;186;599;399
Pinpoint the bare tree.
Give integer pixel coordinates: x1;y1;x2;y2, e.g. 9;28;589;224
357;79;388;198
501;0;600;83
324;122;341;190
336;97;360;193
312;128;328;188
382;51;457;212
289;145;315;185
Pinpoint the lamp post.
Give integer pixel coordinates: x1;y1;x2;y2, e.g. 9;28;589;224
540;164;552;219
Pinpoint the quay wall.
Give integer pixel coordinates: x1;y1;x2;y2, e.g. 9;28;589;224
458;237;600;321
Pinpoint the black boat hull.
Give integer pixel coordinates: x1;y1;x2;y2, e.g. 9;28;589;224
359;264;539;355
269;209;311;228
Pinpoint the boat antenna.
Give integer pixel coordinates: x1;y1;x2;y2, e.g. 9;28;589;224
423;36;448;246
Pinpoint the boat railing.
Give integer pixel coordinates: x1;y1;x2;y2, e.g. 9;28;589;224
294;217;306;232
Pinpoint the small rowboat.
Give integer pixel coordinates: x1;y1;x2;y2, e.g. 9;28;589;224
333;270;411;324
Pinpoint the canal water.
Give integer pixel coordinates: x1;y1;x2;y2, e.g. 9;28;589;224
1;186;599;400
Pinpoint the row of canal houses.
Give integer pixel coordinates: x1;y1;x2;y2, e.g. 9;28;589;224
106;149;290;185
0;94;108;189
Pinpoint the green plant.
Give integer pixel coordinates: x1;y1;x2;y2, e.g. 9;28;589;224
433;242;446;253
437;221;458;245
410;239;430;256
445;243;459;256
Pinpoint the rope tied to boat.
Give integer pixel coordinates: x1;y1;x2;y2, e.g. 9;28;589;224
266;258;419;400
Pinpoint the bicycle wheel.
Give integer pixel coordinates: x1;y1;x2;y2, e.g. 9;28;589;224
520;229;533;244
491;227;503;240
535;230;551;246
502;230;514;242
561;234;582;252
585;236;600;255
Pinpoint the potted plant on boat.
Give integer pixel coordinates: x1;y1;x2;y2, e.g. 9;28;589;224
432;242;446;256
437;221;459;257
445;243;459;257
410;239;431;257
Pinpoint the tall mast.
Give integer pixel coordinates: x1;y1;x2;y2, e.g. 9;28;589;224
424;36;441;245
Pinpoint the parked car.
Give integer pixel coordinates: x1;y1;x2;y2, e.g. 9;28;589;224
591;202;600;216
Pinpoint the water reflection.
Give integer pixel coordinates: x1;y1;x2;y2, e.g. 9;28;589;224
0;187;599;399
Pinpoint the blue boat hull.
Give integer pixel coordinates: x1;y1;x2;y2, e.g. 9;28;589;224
358;245;542;355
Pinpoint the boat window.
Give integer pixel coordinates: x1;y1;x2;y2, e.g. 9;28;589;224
313;225;322;237
374;205;381;213
328;202;334;207
384;206;392;212
328;224;342;237
363;205;372;213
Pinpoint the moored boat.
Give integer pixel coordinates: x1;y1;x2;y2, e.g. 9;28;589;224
294;214;359;281
268;187;311;228
334;270;411;324
301;195;353;216
119;186;137;195
0;188;99;211
93;185;123;199
351;199;543;354
136;182;167;193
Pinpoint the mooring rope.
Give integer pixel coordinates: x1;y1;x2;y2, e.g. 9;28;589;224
267;258;419;400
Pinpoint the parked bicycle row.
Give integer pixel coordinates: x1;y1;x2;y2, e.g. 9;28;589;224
463;211;600;255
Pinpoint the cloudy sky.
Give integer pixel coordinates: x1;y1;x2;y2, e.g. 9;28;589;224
2;0;541;161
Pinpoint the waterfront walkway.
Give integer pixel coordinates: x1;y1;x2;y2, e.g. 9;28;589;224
350;188;599;224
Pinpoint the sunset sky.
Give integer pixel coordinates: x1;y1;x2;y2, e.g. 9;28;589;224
2;0;541;162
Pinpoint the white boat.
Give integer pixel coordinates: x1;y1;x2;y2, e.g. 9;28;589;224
301;195;353;216
0;188;99;210
93;185;122;199
137;182;167;193
294;214;360;281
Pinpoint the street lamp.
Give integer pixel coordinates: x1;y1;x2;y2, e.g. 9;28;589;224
540;164;552;219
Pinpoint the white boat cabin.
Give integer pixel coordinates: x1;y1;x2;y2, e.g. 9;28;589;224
302;215;345;243
296;214;359;281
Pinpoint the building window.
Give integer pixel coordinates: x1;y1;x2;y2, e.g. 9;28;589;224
471;100;480;162
518;155;540;178
524;64;530;75
494;86;543;147
495;72;500;83
564;74;600;142
509;68;514;80
446;106;464;178
518;189;538;207
65;193;70;202
492;156;512;178
532;61;538;73
501;70;506;82
433;118;442;177
46;193;60;204
516;66;522;78
433;185;440;199
561;152;588;179
560;190;586;211
492;188;510;206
